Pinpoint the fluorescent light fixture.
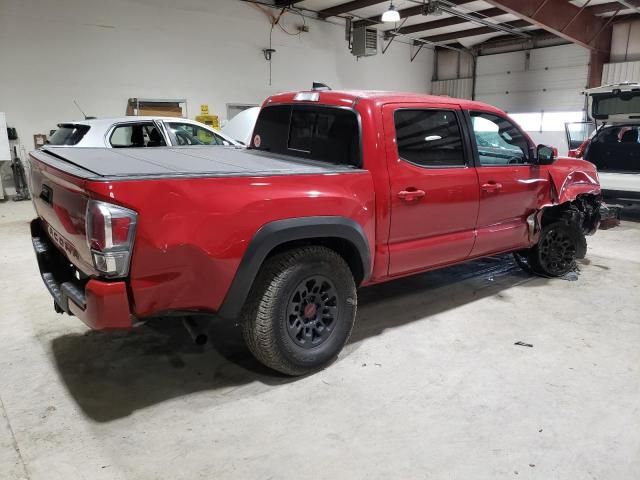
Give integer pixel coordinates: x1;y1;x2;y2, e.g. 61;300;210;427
381;2;400;22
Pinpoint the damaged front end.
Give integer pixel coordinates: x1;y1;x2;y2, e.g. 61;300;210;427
517;158;621;276
528;194;621;260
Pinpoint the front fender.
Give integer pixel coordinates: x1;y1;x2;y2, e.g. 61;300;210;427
547;157;601;204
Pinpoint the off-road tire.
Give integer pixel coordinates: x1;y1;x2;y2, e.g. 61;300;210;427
241;246;357;376
527;221;581;277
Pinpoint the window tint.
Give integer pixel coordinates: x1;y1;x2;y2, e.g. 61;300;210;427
48;124;90;145
394;109;465;167
471;112;530;165
110;123;166;148
592;92;640;117
166;122;226;146
288;110;315;152
252;105;361;167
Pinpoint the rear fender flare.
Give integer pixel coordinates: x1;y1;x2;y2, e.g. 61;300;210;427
217;216;371;320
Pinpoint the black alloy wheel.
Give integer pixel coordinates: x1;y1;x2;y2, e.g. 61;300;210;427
286;275;339;349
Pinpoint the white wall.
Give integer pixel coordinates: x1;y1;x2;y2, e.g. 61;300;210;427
603;20;640;85
0;0;432;150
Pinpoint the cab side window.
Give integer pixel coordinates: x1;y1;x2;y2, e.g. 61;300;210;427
394;109;466;167
470;112;530;166
110;122;166;148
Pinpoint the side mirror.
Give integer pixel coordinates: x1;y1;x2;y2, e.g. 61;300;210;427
536;144;557;165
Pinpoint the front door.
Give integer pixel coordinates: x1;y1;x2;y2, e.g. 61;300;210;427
468;110;550;257
383;104;480;276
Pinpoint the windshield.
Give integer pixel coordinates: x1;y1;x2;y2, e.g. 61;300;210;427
48;124;90;145
166;122;227;146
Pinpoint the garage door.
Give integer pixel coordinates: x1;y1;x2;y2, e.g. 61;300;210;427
475;43;590;113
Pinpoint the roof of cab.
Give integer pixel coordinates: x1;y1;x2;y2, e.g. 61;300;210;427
265;90;505;115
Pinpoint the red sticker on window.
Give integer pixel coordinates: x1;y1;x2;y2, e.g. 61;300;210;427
254;134;261;147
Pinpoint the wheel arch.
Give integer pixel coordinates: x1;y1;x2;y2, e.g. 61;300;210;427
533;193;602;259
217;216;371;320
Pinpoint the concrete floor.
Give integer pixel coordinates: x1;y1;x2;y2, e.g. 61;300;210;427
0;200;638;480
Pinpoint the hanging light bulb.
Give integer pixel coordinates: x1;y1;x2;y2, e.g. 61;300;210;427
381;2;400;22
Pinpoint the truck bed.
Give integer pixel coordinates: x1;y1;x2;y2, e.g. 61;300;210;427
32;146;360;180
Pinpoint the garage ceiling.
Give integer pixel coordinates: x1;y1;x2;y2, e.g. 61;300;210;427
274;0;640;49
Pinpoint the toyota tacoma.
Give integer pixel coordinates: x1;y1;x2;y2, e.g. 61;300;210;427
29;89;616;375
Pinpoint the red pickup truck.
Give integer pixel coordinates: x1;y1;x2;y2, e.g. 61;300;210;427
29;90;614;375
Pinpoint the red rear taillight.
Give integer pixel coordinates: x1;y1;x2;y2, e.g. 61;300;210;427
86;200;137;277
88;202;106;250
111;217;132;244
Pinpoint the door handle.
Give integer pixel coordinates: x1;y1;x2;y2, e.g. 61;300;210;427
397;189;426;202
481;182;503;193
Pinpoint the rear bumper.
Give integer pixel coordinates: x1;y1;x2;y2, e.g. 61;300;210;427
31;218;133;330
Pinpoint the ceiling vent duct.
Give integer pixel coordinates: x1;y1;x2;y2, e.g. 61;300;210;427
351;25;378;57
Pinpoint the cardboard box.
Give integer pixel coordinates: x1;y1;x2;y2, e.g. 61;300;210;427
126;100;184;118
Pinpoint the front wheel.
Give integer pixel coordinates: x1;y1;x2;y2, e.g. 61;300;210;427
525;221;581;277
241;246;357;376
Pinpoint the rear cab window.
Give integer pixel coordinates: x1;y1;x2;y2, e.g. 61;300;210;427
251;105;361;167
48;124;90;146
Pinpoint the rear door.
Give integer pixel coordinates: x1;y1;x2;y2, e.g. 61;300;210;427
468;110;548;257
565;121;595;150
382;103;479;276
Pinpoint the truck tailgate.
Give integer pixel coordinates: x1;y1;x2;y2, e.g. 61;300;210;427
30;150;96;275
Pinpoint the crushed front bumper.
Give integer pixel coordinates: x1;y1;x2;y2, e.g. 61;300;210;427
30;218;133;330
599;202;622;230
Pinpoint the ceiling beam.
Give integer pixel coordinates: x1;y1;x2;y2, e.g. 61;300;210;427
395;7;506;35
366;0;476;23
483;0;613;51
484;0;615;87
317;0;386;19
589;0;640;15
421;19;530;44
588;1;627;15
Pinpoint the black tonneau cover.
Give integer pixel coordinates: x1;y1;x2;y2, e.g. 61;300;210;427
33;146;360;180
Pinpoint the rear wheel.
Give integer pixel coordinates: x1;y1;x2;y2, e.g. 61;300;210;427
241;246;357;376
525;221;580;277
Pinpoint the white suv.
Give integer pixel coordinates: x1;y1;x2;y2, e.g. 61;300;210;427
566;83;640;200
47;117;241;148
